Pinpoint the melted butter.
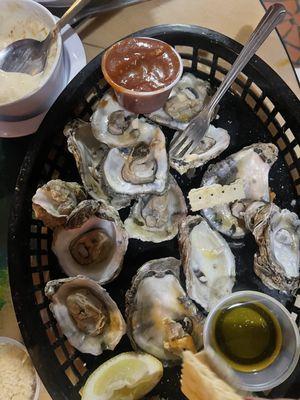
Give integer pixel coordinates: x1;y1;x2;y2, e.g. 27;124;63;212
212;301;282;372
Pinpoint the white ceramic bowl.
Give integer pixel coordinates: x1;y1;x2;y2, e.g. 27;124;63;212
0;0;66;121
203;290;300;392
0;336;40;400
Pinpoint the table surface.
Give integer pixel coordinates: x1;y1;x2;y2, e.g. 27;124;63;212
0;1;299;399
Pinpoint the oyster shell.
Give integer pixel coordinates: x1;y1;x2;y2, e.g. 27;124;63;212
170;124;230;175
179;215;235;311
64;119;131;210
103;120;168;196
125;257;204;364
201;143;278;238
45;276;126;355
91;89;139;147
124;175;187;242
52;199;128;284
147;73;210;130
32;179;86;229
244;202;300;293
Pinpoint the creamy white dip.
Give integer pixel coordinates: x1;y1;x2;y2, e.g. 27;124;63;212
0;17;58;105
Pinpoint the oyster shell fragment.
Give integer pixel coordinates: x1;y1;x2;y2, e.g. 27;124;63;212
125;257;204;364
64;119;131;210
45;276;126;355
201;143;278;238
244;201;300;293
124;175;187;242
170;124;230;175
32;179;86;229
147;73;210;130
103;120;168;196
179;216;235;311
52;199;128;284
91;89;139;148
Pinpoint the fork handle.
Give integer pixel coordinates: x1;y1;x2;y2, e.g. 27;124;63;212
54;0;92;31
205;3;286;117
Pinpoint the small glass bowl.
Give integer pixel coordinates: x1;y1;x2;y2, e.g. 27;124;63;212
203;290;300;392
101;37;183;114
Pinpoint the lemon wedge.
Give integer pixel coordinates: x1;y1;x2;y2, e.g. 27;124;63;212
81;352;163;400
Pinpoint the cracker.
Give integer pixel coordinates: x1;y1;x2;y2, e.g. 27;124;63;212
188;179;245;211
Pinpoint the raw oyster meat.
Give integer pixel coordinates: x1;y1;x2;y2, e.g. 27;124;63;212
126;257;204;364
64;119;131;210
170;125;230;175
147;73;210;130
32;179;86;229
244;201;300;293
103;120;168;196
179;215;235;311
52;199;128;284
201;143;278;238
45;276;126;355
124;175;187;242
91;89;139;147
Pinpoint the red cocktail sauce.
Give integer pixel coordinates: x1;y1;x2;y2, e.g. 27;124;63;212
103;37;181;92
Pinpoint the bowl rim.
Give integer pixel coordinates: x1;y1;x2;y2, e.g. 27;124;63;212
0;0;62;108
0;336;41;400
203;290;300;391
101;36;183;97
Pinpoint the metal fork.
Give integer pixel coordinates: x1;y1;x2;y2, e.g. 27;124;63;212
169;3;286;159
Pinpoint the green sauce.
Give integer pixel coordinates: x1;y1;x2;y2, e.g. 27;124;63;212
212;301;282;372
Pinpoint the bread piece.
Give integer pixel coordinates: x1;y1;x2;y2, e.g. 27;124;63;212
181;351;243;400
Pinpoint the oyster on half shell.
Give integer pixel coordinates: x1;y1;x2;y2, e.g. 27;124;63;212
103;119;168;197
124;175;187;242
32;179;86;229
170;124;230;175
64;119;131;210
179;215;235;311
126;257;204;364
45;276;126;355
147;73;210;130
244;201;300;293
91;89;139;148
52;199;128;284
201;143;278;238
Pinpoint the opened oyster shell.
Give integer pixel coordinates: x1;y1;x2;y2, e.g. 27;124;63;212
170;125;230;175
52;199;128;284
126;257;204;364
32;179;86;229
91;89;139;147
147;73;210;130
64;119;131;210
179;215;235;311
45;276;126;355
201;143;278;238
244;201;300;293
103;120;168;196
124;175;187;242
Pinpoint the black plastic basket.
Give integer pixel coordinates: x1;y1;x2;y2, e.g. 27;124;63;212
8;25;300;399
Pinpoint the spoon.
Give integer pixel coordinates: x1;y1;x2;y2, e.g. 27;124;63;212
0;0;91;76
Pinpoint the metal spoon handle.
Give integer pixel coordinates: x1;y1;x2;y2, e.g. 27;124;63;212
206;3;286;116
54;0;92;32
